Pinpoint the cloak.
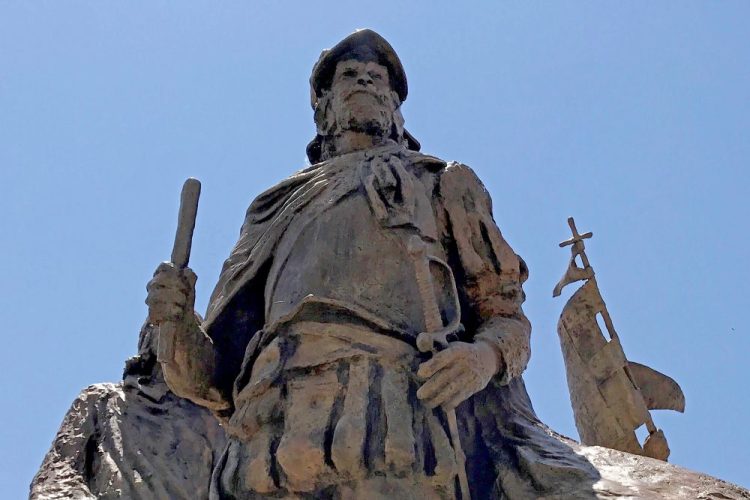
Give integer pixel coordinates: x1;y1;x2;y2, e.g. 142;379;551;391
201;143;603;498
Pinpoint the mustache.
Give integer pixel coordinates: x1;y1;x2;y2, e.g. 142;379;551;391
342;87;388;104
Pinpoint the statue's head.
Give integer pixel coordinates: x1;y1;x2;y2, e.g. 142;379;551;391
307;29;420;163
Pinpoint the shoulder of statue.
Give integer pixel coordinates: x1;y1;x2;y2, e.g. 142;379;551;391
399;148;448;172
398;153;492;210
245;160;332;217
436;161;492;206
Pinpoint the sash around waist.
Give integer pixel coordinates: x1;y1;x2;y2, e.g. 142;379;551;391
243;320;420;401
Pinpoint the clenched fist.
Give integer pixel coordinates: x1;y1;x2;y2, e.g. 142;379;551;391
416;340;502;410
145;262;197;325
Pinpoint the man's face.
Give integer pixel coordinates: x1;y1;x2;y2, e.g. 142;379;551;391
329;59;395;136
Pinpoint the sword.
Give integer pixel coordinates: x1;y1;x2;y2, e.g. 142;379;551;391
407;235;471;500
156;178;202;363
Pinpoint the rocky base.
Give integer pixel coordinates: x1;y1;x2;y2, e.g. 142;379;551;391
30;382;226;500
569;440;749;499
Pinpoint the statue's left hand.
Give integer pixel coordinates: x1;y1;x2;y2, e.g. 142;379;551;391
416;340;501;410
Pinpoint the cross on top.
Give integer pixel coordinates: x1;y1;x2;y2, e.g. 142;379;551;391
559;217;593;248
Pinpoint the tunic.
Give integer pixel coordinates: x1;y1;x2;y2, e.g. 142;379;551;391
266;192;431;336
172;142;602;498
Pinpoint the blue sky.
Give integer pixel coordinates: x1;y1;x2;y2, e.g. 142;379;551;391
1;2;748;497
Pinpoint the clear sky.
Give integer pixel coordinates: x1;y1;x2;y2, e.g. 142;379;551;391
2;2;748;498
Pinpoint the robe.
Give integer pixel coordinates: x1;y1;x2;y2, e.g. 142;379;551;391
195;142;602;498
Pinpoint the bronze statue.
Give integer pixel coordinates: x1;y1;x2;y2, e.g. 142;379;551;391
31;28;750;500
147;29;543;499
140;29;750;499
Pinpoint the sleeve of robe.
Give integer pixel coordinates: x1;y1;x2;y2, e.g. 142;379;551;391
438;162;531;384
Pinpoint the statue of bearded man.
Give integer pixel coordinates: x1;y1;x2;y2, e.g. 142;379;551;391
146;29;599;499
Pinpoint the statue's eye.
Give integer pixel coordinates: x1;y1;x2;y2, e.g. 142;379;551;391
371;73;382;80
343;69;357;78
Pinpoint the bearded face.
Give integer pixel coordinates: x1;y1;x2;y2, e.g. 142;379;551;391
326;59;397;137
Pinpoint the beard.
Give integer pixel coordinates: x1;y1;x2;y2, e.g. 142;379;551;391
332;90;394;137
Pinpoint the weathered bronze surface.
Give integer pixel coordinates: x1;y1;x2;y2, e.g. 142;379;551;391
32;29;750;500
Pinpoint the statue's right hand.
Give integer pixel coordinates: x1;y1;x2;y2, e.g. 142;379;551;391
146;262;197;325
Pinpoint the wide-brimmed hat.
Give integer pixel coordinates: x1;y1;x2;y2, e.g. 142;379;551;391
310;29;408;107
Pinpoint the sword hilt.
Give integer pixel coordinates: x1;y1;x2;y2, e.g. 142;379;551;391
407;235;463;353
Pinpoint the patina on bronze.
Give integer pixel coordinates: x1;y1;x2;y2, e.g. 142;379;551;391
146;28;543;498
132;29;750;500
31;28;750;500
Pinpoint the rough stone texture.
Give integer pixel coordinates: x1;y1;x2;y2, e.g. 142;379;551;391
571;440;750;499
30;323;227;499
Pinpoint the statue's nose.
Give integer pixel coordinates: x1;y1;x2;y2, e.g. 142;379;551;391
357;77;373;86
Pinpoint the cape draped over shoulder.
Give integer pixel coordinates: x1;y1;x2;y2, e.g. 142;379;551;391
202;145;445;398
201;146;602;498
204;145;444;331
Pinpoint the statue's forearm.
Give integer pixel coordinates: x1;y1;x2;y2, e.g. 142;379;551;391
473;315;531;385
160;316;230;412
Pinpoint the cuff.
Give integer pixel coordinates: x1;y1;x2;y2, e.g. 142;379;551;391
474;316;531;385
